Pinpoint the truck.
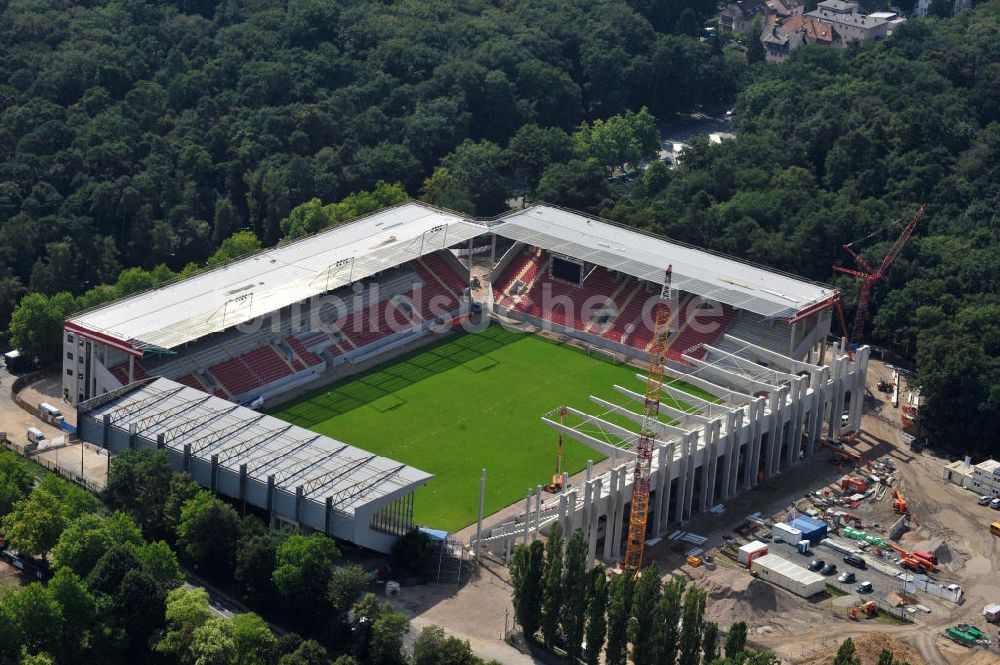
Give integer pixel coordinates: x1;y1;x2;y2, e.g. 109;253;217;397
38;402;64;426
2;349;32;374
984;604;1000;623
991;522;1000;537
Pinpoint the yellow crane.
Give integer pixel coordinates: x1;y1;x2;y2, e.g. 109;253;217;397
622;265;672;572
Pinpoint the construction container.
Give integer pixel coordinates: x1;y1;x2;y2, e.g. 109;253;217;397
788;516;828;543
738;540;768;566
750;553;826;598
772;523;802;544
796;539;810;554
984;604;1000;622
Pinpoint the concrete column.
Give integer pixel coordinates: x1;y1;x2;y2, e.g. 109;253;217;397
523;491;531;545
747;397;765;486
603;467;619;560
581;482;592;541
610;467;627;559
534;485;542;542
683;431;698;522
675;435;690;524
567;489;580;533
558;493;568;529
660;443;675;533
848;346;869;431
653;444;669;536
128;355;134;384
697;423;710;512
588;479;601;563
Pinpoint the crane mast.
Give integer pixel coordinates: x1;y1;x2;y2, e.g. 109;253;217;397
622;265;672;572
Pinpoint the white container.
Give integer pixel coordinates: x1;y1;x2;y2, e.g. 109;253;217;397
26;427;45;444
751;553;826;597
385;581;400;597
772;523;802;544
738;540;768;566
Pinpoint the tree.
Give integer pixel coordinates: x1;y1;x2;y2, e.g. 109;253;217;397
724;621;747;658
164;473;203;535
176;492;241;580
3;483;70;557
87;546;142;595
279;639;330;665
231;613;276;665
746;16;765;64
629;562;662;665
47;568;96;664
51;512;142;577
113;569;167;652
157;586;213;662
136;540;183;588
510;540;545;640
236;533;282;604
506;125;574;190
370;607;409;665
441;140;510;215
190;617;236;665
413;625;479;665
207;231;262;268
654;576;686;665
420;168;475;215
534;160;610;210
273;534;340;616
702;621;719;665
2;583;63;658
8;292;77;366
833;638;861;665
560;529;588;659
328;564;368;617
103;448;175;537
540;520;564;647
605;567;634;665
573;107;660;174
584;566;608;665
678;585;707;665
877;649;894;665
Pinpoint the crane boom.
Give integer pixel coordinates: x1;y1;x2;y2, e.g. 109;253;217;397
833;205;925;346
623;265;672;572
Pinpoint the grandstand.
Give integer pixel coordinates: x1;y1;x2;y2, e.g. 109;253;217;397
66;201;866;554
63;204;477;406
76;378;429;554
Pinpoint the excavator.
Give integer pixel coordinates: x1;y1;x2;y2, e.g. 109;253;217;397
848;601;878;619
888;543;935;573
893;489;908;515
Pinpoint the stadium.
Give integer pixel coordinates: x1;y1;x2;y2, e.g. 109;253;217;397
67;202;868;556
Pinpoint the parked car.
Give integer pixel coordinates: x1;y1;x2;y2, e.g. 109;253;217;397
979;495;993;506
807;559;825;572
857;581;874;594
990;498;1000;510
844;554;867;569
821;563;837;575
838;572;856;584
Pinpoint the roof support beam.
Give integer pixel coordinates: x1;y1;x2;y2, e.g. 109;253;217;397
541;415;636;461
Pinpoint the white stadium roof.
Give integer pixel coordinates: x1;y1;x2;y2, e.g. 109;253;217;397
83;377;432;516
66;202;836;356
491;206;836;320
67;203;484;353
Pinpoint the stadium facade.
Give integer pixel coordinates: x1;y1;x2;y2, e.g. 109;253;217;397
67;202;867;555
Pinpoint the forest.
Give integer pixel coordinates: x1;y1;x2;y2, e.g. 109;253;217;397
1;0;998;454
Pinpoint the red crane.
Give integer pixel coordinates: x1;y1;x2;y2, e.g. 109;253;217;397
834;205;925;346
622;265;672;572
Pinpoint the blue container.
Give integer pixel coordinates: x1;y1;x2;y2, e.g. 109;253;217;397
789;516;828;543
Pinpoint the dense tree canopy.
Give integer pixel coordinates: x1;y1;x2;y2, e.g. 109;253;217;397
596;6;1000;455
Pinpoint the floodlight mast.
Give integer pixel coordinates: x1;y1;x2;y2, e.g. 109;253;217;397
622;264;672;573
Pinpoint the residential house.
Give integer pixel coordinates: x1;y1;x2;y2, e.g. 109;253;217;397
806;0;889;43
763;15;835;62
720;0;766;33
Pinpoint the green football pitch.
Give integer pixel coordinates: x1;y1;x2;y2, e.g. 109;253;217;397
268;324;714;533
